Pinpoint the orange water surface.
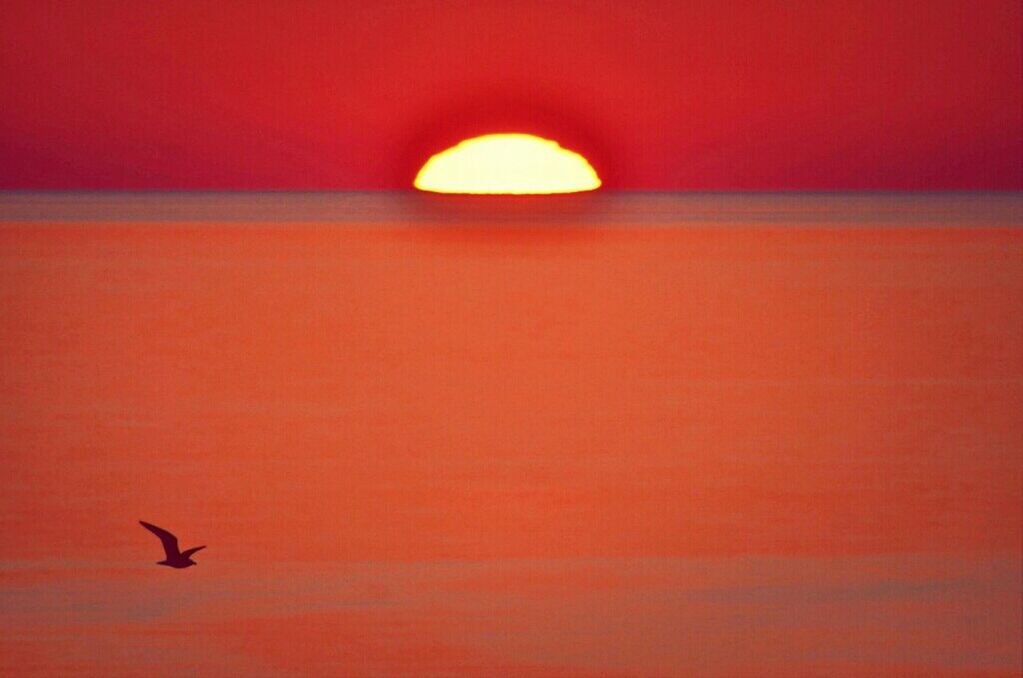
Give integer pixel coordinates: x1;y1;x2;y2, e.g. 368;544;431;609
1;194;1020;676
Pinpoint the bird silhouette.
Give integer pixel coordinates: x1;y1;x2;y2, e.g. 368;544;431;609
139;521;206;569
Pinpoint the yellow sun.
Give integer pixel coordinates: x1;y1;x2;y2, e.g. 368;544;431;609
414;133;601;195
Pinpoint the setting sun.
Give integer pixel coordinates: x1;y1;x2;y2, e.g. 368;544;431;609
414;133;601;194
3;1;1022;676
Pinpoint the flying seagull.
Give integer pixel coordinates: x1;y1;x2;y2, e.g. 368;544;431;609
139;521;206;569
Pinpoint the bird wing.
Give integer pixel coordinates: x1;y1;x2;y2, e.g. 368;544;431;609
139;521;181;558
180;545;206;559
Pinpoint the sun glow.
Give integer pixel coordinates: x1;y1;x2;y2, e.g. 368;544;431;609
414;133;601;194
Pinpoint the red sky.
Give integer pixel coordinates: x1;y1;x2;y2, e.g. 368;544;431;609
1;0;1020;190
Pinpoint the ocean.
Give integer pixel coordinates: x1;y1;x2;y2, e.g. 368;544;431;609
1;192;1021;676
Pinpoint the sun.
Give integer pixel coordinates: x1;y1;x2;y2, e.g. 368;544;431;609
414;133;601;195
